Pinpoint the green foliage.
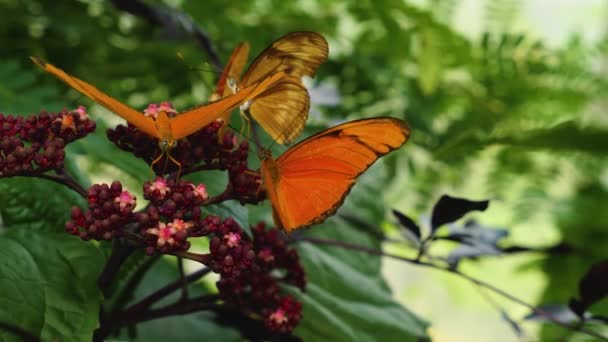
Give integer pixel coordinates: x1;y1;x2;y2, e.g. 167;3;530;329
0;177;84;232
1;0;607;340
0;230;104;342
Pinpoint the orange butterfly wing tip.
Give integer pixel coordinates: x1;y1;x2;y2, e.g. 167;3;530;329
262;117;411;232
212;42;251;142
169;71;287;141
30;56;160;139
212;42;251;99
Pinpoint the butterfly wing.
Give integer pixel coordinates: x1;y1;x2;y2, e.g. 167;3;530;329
212;42;250;100
248;76;309;144
240;32;329;86
211;42;251;141
30;57;160;139
169;71;287;140
240;32;329;144
263;117;411;232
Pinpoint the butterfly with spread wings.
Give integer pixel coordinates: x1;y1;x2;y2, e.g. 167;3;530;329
31;57;286;173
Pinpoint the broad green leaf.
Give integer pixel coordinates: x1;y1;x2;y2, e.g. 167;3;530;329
291;162;429;341
0;177;84;233
293;217;428;341
0;230;104;342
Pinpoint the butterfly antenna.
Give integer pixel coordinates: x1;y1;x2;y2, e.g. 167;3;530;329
176;52;218;74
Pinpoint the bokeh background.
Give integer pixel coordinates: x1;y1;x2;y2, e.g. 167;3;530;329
1;0;607;341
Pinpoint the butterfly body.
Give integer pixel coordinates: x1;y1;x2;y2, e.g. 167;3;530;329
259;117;410;232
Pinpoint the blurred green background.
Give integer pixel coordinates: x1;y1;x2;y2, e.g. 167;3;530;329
1;0;607;340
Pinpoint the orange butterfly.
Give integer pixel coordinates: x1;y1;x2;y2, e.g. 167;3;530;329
211;32;329;144
260;117;410;232
30;56;285;171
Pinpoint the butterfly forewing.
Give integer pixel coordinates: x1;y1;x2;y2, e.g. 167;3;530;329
31;57;160;139
240;32;329;87
170;71;287;140
212;42;250;99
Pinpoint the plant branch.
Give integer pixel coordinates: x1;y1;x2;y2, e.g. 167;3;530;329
94;294;220;341
291;236;608;341
13;170;88;198
0;321;40;342
95;267;213;341
98;239;137;295
109;0;222;73
107;254;161;316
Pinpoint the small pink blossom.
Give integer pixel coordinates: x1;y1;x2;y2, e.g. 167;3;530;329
158;101;177;114
73;106;89;120
268;309;288;325
114;191;136;211
147;222;175;246
224;232;241;248
191;184;208;201
149;178;171;197
143;103;159;118
170;218;193;232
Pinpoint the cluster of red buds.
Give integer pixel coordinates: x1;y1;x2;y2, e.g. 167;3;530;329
67;178;305;333
0;107;95;177
60;104;305;334
66;181;136;240
106;102;262;204
207;221;306;333
138;177;209;254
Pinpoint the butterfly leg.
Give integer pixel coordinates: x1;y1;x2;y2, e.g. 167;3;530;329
239;110;251;140
150;150;167;178
167;153;183;180
242;169;264;196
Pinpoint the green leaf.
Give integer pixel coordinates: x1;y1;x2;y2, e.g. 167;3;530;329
293;217;428;341
0;60;63;114
117;257;241;341
418;28;442;95
0;177;84;233
0;230;105;341
490;121;608;155
291;162;429;341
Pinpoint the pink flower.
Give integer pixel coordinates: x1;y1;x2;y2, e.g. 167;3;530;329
147;222;175;246
191;184;209;201
114;191;136;211
149;178;171;197
224;232;241;248
268;309;288;325
143;103;159;118
158;101;177;114
170;218;193;232
73;106;89;121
